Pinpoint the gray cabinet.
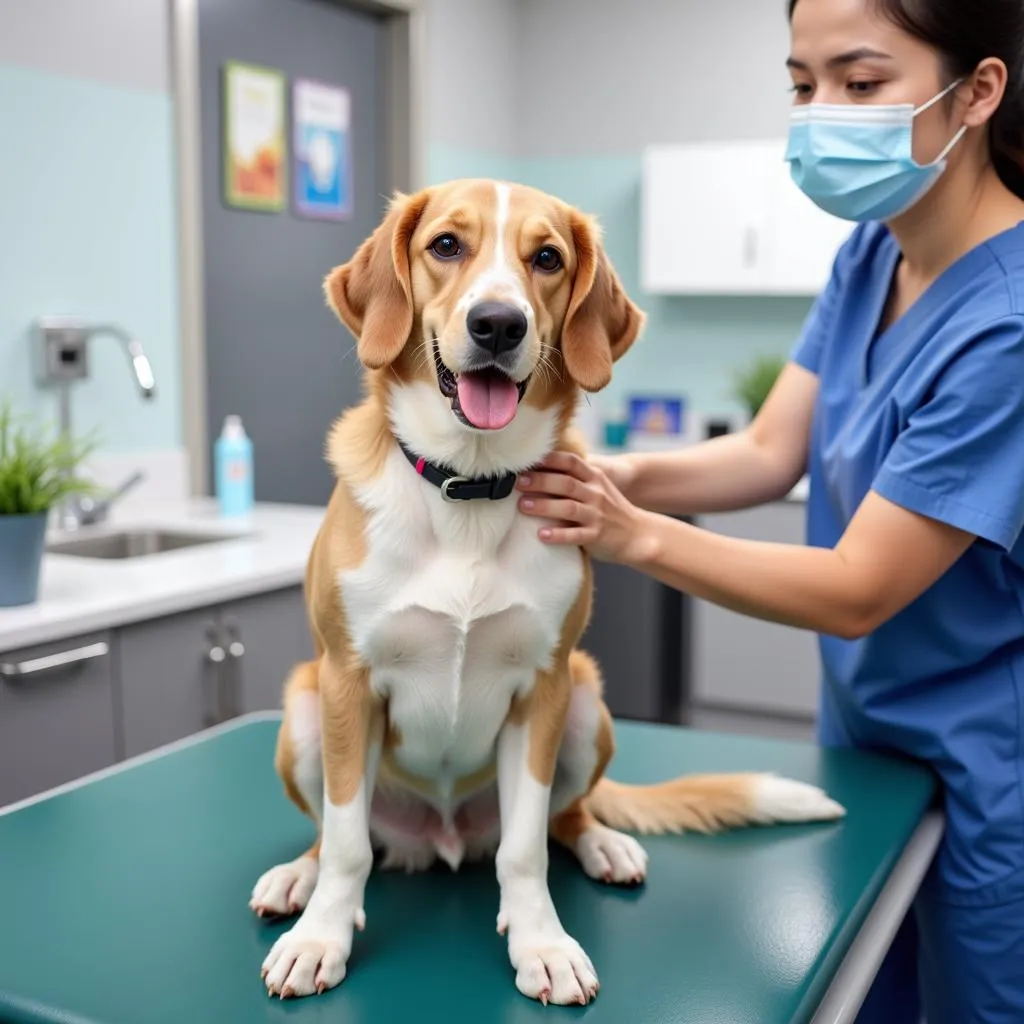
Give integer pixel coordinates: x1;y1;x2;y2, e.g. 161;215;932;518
0;586;311;805
0;631;117;806
119;607;222;757
118;586;309;758
582;555;688;725
691;503;821;720
222;587;311;714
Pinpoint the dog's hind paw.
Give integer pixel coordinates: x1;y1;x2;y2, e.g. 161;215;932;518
249;856;318;918
575;823;648;886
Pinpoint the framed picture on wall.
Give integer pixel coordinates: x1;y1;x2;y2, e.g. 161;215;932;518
292;78;353;221
222;60;287;212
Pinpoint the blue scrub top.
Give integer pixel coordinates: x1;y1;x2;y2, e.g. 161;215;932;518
792;220;1024;907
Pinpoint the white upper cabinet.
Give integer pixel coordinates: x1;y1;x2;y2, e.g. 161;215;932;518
641;140;853;297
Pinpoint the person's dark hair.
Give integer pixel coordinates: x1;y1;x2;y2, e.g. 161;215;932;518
787;0;1024;198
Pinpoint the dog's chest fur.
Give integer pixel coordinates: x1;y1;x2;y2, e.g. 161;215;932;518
337;447;584;786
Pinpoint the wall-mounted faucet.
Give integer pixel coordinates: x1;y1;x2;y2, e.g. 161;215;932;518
32;317;157;529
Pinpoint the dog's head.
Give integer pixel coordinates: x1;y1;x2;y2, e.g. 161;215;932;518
324;179;644;471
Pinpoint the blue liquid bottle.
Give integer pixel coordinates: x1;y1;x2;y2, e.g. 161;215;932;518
214;414;254;517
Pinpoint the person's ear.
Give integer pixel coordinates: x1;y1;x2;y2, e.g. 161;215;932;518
960;58;1009;129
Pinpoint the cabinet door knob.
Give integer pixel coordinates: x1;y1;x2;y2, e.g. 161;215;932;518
224;624;244;720
1;641;109;680
202;624;228;726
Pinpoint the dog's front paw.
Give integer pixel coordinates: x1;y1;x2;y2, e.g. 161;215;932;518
509;930;599;1006
261;907;364;998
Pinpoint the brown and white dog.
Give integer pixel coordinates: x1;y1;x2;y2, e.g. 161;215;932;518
250;179;845;1005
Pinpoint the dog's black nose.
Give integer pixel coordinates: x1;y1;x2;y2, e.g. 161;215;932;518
466;301;528;356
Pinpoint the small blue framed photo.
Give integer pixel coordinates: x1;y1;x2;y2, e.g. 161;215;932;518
627;395;685;436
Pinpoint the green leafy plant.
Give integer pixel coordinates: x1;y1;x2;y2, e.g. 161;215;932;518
731;353;787;418
0;399;99;516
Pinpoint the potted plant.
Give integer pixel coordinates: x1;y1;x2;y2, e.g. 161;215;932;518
0;399;96;607
731;353;787;420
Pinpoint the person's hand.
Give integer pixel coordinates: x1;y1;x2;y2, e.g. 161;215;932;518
516;451;652;564
586;452;638;500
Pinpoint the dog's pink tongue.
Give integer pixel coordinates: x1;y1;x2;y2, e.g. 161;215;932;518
456;372;519;430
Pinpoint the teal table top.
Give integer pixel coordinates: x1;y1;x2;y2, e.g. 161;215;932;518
0;715;936;1024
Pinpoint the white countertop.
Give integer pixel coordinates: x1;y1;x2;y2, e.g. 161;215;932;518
0;501;324;653
0;457;807;653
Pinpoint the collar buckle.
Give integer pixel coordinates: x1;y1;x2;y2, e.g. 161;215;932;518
440;476;471;502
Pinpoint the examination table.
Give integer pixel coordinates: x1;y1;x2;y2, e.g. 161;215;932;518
0;712;941;1024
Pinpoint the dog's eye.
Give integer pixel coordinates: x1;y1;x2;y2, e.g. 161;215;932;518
429;234;462;260
533;246;563;273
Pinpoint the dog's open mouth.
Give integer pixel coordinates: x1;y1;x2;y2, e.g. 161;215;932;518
433;341;529;431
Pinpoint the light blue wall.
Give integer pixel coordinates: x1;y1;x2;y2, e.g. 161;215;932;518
426;145;813;417
0;63;180;452
426;144;519;188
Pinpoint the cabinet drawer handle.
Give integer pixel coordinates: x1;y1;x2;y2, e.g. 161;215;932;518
0;641;109;679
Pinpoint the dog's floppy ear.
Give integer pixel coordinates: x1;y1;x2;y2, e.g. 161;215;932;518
324;190;430;369
561;212;645;392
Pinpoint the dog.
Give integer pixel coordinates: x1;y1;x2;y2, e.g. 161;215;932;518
249;178;846;1005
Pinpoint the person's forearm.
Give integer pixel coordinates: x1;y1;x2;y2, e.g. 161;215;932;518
627;512;873;639
621;430;801;516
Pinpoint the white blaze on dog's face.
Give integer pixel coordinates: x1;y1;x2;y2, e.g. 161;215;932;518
419;181;551;431
324;178;645;445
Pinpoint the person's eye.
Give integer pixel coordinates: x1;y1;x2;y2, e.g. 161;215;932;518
428;233;462;260
532;246;564;274
789;82;814;101
848;80;881;95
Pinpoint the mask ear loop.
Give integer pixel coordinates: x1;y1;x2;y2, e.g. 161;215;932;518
913;77;968;165
913;76;965;116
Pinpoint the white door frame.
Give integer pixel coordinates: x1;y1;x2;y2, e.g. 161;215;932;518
168;0;426;496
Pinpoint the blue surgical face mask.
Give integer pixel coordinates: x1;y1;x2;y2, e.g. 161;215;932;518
785;80;967;222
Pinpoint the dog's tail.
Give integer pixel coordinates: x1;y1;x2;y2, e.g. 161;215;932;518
585;773;845;836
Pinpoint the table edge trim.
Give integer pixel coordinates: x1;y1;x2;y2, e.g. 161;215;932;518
808;809;944;1024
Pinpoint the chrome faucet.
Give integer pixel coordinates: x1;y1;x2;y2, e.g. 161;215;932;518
32;317;157;530
62;468;146;528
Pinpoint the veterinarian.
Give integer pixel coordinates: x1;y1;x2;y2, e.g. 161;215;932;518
517;0;1024;1021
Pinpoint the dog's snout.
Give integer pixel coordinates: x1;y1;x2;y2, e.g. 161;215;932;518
467;302;528;357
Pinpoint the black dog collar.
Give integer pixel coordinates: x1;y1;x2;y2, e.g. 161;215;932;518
398;441;518;502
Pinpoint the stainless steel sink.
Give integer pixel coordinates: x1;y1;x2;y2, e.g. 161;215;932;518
46;529;243;560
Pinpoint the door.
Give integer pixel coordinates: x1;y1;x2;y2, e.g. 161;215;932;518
0;631;117;806
198;0;388;506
